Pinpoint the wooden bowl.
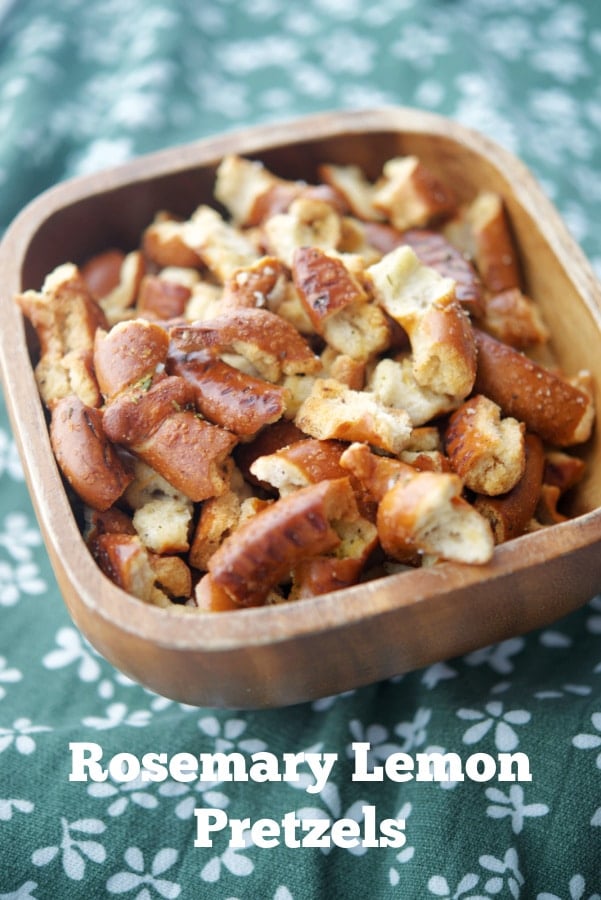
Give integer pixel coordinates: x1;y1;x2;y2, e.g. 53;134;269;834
1;107;601;709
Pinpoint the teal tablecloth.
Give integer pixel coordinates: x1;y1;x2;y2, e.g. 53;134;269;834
1;1;600;897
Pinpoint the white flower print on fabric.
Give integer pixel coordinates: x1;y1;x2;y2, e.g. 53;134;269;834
585;595;601;635
537;873;601;900
346;719;406;767
106;847;181;898
0;560;46;607
87;774;158;817
70;137;133;177
315;29;377;75
142;690;197;714
0;512;42;562
311;689;355;712
464;638;525;675
43;627;149;701
421;745;462;791
421;661;458;690
394;707;431;751
82;702;152;730
485;785;549;833
388;802;415;885
479;849;525;898
0;718;51;754
539;630;573;648
32;817;106;881
457;701;531;751
0;798;34;821
273;888;294;900
428;848;524;899
197;716;267;754
427;872;484;899
0;429;24;480
157;778;229;821
289;764;379;858
0;655;22;701
572;712;601;826
535;684;593;701
200;844;254;884
0;882;39;900
43;627;103;683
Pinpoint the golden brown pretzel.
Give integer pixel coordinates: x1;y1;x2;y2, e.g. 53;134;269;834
169;307;321;382
167;351;287;437
208;477;359;606
473;329;594;446
94;319;170;400
444;394;526;496
50;396;133;511
292;245;367;330
377;470;494;564
474;432;545;543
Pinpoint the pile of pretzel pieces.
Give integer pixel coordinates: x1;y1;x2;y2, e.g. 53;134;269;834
16;152;595;611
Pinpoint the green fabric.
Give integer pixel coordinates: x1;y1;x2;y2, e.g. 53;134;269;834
1;0;601;896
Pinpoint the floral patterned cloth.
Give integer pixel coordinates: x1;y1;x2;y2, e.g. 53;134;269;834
1;0;601;897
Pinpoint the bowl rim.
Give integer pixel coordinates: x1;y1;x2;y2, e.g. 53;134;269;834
2;105;601;657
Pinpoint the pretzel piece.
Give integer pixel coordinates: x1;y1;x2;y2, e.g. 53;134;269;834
250;438;348;496
168;351;287;436
214;154;345;227
94;319;170;400
480;288;549;349
188;461;253;570
81;249;126;300
17;263;106;409
220;256;289;311
321;299;392;362
208;477;359;605
378;470;494;564
339;441;417;502
169;308;321;382
289;557;367;599
444;394;526;496
143;213;204;269
90;533;157;603
445;191;521;293
149;554;193;600
95;251;145;326
318;162;383;222
295;378;413;454
368;356;460;426
50;395;133;511
368;245;476;398
102;374;237;501
373;156;457;230
136;274;191;321
474;433;545;543
543;450;586;493
263;196;342;268
473;329;594;446
214;155;286;226
398;228;484;317
292;246;368;330
184;205;259;281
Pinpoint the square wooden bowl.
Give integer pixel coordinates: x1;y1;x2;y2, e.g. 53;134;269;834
1;107;601;709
